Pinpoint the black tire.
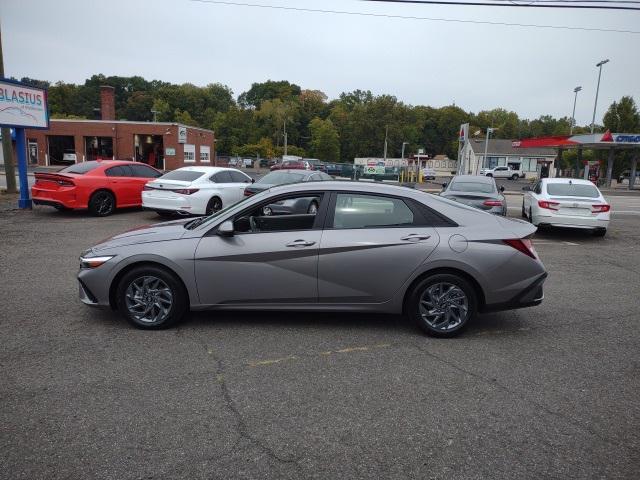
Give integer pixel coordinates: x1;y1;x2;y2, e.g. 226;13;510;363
511;174;519;181
205;196;223;215
115;265;188;329
156;210;175;219
486;173;493;177
88;190;115;217
593;228;607;237
406;273;477;338
521;200;527;218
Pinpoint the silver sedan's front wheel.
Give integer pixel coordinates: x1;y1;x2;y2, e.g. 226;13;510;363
125;276;173;324
408;273;477;337
116;266;188;329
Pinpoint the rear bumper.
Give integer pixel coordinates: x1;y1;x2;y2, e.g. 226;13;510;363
537;212;609;230
31;187;81;209
142;193;195;214
481;272;547;313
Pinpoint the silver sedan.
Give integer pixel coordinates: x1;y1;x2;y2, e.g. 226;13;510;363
78;182;547;337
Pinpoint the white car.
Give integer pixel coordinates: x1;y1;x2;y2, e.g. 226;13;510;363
142;166;253;217
522;178;610;237
480;166;523;180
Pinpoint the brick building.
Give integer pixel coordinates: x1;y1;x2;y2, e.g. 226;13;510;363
22;86;215;170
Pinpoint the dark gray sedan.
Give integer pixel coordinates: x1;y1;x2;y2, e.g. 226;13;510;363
440;175;507;216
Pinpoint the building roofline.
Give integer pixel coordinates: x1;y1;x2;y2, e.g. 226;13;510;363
49;118;214;134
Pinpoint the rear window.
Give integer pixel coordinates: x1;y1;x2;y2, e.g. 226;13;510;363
59;161;101;174
258;171;306;184
159;170;204;182
449;180;495;194
546;183;599;198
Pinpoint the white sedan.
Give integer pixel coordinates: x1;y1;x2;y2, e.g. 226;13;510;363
522;178;610;237
142;166;253;216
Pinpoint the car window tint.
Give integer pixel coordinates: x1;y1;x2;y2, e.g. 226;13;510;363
449;180;495;193
333;194;414;229
546;183;599;198
105;166;128;177
213;171;233;183
161;170;204;182
229;170;250;183
130;164;160;178
60;161;101;174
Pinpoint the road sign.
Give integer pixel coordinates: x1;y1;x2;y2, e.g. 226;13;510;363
0;78;49;129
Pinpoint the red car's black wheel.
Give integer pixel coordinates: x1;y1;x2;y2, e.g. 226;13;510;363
88;190;115;217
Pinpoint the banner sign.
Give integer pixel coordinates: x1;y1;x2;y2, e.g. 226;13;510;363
0;78;49;129
178;126;187;144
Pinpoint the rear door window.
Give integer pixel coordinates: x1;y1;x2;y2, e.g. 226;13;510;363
229;170;251;183
105;165;132;177
332;193;415;229
212;171;234;183
130;164;161;178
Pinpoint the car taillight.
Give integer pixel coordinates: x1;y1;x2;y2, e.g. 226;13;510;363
538;200;560;210
591;204;610;213
483;200;503;207
143;185;156;191
244;190;254;196
57;179;75;186
503;239;537;259
171;188;199;195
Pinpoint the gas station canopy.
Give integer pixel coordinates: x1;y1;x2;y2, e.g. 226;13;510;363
512;131;640;150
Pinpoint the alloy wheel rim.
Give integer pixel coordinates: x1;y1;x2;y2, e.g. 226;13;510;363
125;276;173;324
208;199;222;215
96;193;113;215
419;282;468;331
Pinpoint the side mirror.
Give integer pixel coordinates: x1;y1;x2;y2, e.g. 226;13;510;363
499;186;505;192
251;178;255;183
522;185;531;191
217;220;235;237
442;182;448;188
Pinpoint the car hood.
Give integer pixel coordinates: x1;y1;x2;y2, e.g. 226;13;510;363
91;218;191;252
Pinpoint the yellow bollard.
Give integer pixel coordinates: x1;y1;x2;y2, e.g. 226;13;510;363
418;170;423;183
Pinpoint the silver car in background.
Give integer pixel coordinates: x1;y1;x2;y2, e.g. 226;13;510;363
78;182;546;337
440;175;507;216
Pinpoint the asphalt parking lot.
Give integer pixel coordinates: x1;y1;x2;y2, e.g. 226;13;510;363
1;196;639;479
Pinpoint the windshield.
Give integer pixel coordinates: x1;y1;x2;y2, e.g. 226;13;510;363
449;180;495;194
59;161;101;174
546;183;599;198
159;170;204;182
184;191;267;230
258;171;306;185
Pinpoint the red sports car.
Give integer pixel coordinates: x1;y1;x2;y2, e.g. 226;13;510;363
270;159;313;171
31;160;163;216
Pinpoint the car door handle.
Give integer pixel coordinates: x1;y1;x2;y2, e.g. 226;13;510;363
286;239;316;247
401;234;431;241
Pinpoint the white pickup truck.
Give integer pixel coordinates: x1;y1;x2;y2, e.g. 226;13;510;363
479;166;524;180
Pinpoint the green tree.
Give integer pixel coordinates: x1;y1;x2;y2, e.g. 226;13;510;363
122;91;154;121
238;80;301;108
309;118;340;161
174;109;197;126
603;96;640;176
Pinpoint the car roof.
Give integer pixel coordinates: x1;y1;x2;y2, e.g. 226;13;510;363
451;175;494;184
542;178;595;185
266;180;418;195
173;166;235;173
266;169;316;177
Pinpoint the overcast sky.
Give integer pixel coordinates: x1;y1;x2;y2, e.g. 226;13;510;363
2;0;638;125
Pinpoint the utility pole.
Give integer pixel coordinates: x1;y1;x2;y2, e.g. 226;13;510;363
591;59;609;134
383;125;388;160
283;119;288;156
0;22;17;193
480;127;495;174
570;86;582;135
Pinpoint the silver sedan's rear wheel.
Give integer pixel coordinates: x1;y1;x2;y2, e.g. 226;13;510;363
407;273;477;337
116;265;188;329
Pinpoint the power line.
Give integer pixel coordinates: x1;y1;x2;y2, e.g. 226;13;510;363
188;0;640;34
360;0;640;9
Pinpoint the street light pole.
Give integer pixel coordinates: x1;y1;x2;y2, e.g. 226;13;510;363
481;127;495;174
570;86;582;135
591;59;609;134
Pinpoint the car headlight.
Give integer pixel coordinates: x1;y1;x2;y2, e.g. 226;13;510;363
80;255;115;269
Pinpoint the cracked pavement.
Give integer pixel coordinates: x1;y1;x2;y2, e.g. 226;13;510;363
1;205;639;479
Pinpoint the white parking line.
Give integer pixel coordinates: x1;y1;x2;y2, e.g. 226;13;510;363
532;240;580;246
